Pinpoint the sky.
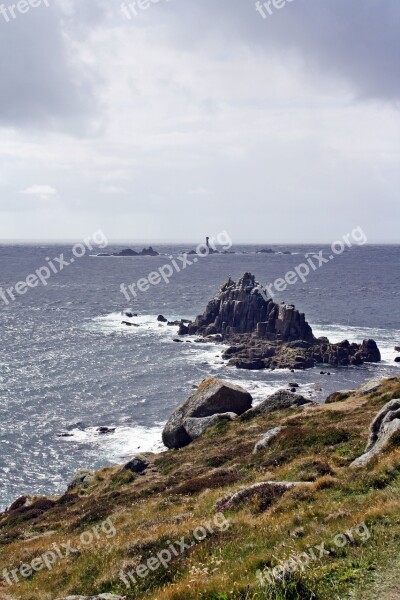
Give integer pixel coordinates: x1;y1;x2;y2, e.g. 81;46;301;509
0;0;399;243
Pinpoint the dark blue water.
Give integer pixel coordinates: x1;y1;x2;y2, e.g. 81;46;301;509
0;244;399;510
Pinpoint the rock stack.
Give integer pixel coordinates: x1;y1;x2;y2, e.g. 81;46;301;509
179;273;381;371
180;273;314;342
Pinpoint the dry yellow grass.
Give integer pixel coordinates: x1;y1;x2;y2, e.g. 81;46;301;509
0;376;399;599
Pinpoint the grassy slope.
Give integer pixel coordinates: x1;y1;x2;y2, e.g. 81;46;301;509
0;377;400;600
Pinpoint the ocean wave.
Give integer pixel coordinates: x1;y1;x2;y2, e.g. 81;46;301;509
59;424;165;459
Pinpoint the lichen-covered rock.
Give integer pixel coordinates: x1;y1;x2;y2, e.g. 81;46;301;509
253;427;287;454
122;454;150;474
216;481;310;512
162;378;252;449
325;390;354;404
67;469;95;491
358;377;384;395
183;413;237;442
351;399;400;468
242;390;311;420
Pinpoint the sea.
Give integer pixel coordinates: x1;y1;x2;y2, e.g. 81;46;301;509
0;243;399;510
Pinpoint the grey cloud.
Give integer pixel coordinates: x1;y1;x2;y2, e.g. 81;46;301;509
0;3;97;130
162;0;400;102
1;0;398;133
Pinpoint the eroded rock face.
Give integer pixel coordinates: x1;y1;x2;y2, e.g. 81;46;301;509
351;398;400;468
162;378;252;449
183;273;314;342
180;273;381;371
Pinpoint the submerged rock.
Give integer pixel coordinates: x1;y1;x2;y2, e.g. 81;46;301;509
97;427;115;435
162;378;253;449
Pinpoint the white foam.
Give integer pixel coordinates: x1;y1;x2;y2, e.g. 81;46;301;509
61;424;165;459
87;312;182;337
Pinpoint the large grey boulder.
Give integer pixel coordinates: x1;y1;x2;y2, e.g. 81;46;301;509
162;378;252;449
242;390;311;420
351;399;400;468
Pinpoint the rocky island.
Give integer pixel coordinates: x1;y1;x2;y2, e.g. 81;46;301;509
179;272;381;370
97;246;160;257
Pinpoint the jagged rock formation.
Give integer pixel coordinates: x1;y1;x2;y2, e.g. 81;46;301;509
162;378;252;449
350;398;400;468
182;273;314;341
180;273;381;371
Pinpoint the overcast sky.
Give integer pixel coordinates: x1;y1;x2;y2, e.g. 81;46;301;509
0;0;399;243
